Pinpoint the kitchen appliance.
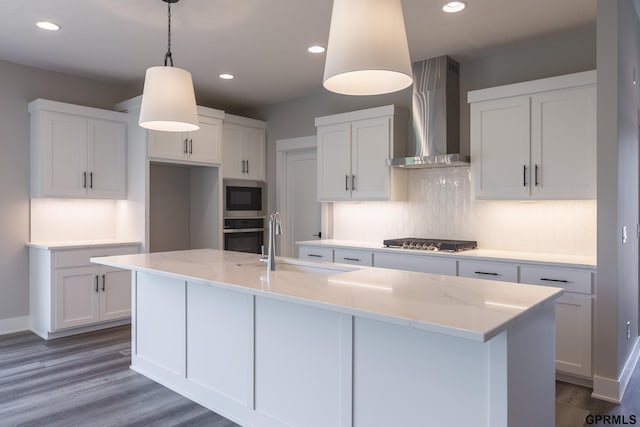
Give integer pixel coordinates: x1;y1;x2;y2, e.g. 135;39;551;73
383;238;477;252
223;218;264;254
386;55;468;168
223;179;266;218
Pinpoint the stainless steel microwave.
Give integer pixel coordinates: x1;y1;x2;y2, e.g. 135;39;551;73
223;179;266;218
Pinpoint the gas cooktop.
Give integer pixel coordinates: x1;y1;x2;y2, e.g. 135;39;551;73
383;238;477;252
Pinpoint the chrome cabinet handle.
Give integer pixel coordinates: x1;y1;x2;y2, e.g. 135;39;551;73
523;165;527;187
534;164;539;186
95;275;99;293
351;174;356;191
345;174;349;191
474;271;500;276
102;274;106;292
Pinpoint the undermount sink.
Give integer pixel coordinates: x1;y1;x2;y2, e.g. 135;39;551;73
273;260;356;276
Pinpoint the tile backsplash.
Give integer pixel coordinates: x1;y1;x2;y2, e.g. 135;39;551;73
332;167;596;256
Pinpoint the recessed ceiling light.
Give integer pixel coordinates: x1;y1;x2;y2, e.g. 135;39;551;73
442;1;466;13
219;73;234;80
36;21;60;31
308;45;326;54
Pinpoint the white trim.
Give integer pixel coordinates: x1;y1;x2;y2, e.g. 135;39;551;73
224;113;265;129
467;70;597;103
0;316;29;335
592;337;640;403
28;98;129;122
314;104;396;127
275;136;318;257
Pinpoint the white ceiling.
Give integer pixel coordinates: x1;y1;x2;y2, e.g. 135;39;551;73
1;0;596;109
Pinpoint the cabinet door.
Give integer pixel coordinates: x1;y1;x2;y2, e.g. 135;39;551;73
87;119;126;199
148;130;188;161
531;86;596;199
244;127;266;180
470;97;531;199
188;117;222;165
44;112;88;197
458;260;518;283
99;267;132;321
555;293;592;377
317;123;351;201
351;117;391;200
222;123;245;179
54;266;100;330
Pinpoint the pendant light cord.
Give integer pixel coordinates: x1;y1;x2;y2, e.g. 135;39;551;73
164;0;173;66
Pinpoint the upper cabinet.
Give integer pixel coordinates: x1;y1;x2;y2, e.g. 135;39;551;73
148;110;223;166
468;71;596;200
29;99;128;199
223;114;266;180
315;105;407;201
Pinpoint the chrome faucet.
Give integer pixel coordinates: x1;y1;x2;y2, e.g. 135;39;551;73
262;211;282;271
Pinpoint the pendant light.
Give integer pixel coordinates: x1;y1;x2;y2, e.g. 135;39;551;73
323;0;413;96
139;0;199;132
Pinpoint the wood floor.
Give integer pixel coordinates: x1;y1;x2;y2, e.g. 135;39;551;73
0;326;238;427
0;325;638;427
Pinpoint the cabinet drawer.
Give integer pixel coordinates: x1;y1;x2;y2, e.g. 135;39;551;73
519;265;592;294
298;246;334;262
373;252;457;275
458;260;518;283
55;245;139;269
334;249;373;267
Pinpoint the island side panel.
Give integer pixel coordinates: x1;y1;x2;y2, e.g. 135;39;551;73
253;296;352;427
352;317;491;427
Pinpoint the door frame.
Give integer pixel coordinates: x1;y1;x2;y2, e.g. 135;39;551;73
276;136;332;257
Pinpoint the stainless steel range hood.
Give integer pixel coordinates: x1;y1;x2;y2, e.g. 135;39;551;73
386;56;468;168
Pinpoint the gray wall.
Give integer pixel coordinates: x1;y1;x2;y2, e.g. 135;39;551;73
0;59;135;321
596;0;640;384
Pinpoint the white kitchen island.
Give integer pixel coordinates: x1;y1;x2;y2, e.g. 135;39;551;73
92;249;562;427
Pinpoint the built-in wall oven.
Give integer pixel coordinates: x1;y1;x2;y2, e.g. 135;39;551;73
223;218;265;254
223;179;266;218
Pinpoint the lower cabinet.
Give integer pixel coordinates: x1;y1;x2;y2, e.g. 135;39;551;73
334;248;373;266
458;260;518;282
373;251;457;275
29;243;140;339
554;293;592;377
298;245;334;262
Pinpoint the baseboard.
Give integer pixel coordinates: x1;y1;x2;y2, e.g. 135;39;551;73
0;316;29;335
592;337;640;403
37;318;131;340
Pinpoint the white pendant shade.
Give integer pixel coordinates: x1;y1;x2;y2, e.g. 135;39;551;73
323;0;413;96
139;66;199;132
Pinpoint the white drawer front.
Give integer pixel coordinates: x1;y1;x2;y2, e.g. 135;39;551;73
520;265;592;294
458;260;518;283
298;246;334;262
373;252;457;275
334;249;373;267
55;245;139;269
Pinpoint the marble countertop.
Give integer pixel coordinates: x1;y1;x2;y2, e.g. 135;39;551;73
91;249;563;343
296;239;596;269
26;240;142;250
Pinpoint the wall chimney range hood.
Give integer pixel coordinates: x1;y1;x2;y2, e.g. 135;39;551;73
386;55;469;168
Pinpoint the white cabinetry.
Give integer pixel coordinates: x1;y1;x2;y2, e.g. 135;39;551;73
29;243;140;339
29;99;128;199
315;105;407;201
520;264;592;377
458;259;518;282
469;71;596;200
149;113;223;165
373;251;457;275
223;114;266;180
298;246;334;262
334;248;373;266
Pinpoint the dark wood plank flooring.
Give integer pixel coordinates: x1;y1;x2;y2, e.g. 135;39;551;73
1;325;639;427
0;326;239;427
